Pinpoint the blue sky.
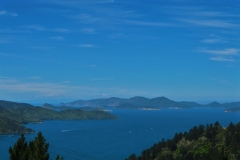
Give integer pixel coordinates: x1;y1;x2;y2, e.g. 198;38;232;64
0;0;239;103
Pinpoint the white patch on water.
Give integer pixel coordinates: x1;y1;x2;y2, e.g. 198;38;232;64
61;129;75;132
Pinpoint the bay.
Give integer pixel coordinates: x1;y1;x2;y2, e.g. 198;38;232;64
0;108;239;160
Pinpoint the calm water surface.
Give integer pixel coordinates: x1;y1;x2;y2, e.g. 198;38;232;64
0;108;239;160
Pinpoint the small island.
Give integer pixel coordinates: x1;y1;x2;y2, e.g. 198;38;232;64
224;107;240;113
0;100;117;134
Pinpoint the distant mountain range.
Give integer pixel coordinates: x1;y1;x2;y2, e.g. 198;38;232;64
60;96;240;110
0;100;117;134
1;97;239;134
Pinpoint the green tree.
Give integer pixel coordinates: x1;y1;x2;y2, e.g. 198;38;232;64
55;155;64;160
28;132;49;160
9;134;28;160
9;132;63;160
126;154;137;160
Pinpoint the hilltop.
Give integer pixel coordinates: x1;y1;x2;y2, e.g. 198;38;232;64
60;96;240;110
0;100;117;134
126;121;240;160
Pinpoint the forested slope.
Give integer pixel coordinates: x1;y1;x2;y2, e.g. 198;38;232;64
0;100;117;134
126;122;240;160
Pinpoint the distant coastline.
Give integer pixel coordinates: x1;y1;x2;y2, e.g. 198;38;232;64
140;108;161;110
0;100;117;135
60;96;240;110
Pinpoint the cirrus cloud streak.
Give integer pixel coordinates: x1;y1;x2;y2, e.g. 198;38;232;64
209;57;235;62
201;48;239;55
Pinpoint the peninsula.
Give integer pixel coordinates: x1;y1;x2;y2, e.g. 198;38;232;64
0;100;117;134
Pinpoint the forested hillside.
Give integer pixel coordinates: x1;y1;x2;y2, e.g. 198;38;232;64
126;122;240;160
0;100;117;134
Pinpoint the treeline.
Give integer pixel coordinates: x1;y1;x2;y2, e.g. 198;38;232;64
9;132;63;160
126;122;240;160
0;100;117;134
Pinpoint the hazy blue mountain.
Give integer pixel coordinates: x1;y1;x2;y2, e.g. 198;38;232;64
62;97;127;107
127;96;150;106
42;103;75;111
148;97;186;108
222;102;240;108
178;101;202;108
61;96;194;109
115;103;155;109
0;100;34;108
204;101;240;109
204;101;222;108
61;96;240;109
61;96;186;108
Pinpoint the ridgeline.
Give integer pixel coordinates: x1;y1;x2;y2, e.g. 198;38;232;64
126;122;240;160
0;100;117;134
60;96;240;110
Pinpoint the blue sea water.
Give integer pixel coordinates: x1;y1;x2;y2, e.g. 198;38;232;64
0;108;240;160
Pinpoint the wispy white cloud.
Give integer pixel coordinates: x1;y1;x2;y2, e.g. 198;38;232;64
80;28;96;34
52;28;70;33
90;78;113;81
180;19;238;28
201;38;225;44
72;14;100;24
0;28;30;33
0;53;53;62
80;44;94;47
0;35;23;44
41;0;114;6
0;77;138;100
26;46;54;50
201;48;239;55
0;77;96;97
0;10;18;17
73;44;97;48
50;36;64;41
22;25;46;31
170;10;239;18
26;76;42;80
46;94;56;97
194;11;239;18
123;20;173;27
209;57;235;62
21;25;70;33
209;77;232;86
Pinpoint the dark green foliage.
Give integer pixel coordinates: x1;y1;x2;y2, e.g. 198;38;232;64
59;109;117;120
9;134;28;160
0;100;117;134
0;100;34;109
55;155;64;160
126;154;137;160
185;125;204;141
0;116;34;134
126;121;240;160
28;132;49;160
42;103;75;111
9;132;63;160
